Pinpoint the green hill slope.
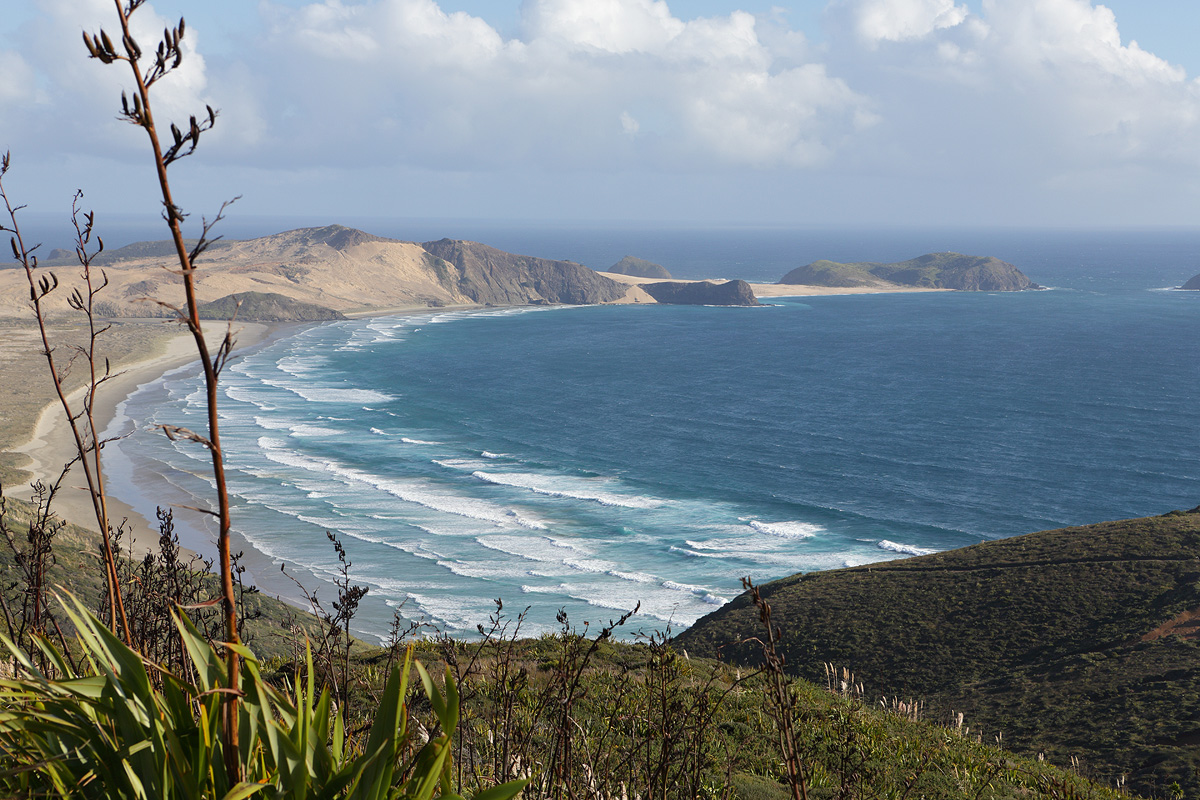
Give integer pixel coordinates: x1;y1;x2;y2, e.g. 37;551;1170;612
676;509;1200;795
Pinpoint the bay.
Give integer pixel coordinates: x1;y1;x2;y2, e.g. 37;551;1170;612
103;228;1200;639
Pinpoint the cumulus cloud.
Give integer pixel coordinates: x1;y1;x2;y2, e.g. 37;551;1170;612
841;0;969;45
252;0;872;170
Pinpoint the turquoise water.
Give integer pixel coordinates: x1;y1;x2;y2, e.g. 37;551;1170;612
103;230;1200;639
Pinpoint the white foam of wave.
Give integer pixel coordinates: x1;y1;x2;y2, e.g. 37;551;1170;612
437;560;535;580
401;437;441;445
877;540;936;556
225;386;277;411
471;471;664;509
607;569;657;584
254;416;292;431
662;580;726;604
261;379;395;405
481;451;503;459
256;438;546;529
748;520;821;539
475;534;595;567
668;545;723;558
434;459;496;471
289;424;344;437
277;354;328;376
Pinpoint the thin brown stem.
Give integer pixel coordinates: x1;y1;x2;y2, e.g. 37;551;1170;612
102;0;241;781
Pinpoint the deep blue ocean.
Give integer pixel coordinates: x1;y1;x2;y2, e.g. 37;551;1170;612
102;227;1200;639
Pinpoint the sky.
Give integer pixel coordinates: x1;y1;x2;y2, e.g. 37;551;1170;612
2;0;1200;229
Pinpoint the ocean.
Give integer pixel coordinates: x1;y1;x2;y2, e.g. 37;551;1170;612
101;227;1200;640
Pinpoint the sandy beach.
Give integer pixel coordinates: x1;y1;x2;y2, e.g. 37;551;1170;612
8;321;271;555
596;272;952;298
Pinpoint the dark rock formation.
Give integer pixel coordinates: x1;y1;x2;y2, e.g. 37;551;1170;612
421;239;628;306
608;256;672;279
197;291;346;322
1180;274;1200;290
780;252;1040;291
638;280;760;306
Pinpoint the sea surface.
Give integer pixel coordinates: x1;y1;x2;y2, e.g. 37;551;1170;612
102;227;1200;640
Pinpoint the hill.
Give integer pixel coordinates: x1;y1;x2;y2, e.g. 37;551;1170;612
676;509;1200;796
0;226;637;318
779;253;1040;291
1180;274;1200;290
198;291;346;322
608;255;672;279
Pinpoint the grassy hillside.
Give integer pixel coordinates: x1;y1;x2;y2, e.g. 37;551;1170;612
677;509;1200;796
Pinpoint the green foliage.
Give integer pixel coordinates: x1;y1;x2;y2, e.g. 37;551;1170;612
0;593;526;800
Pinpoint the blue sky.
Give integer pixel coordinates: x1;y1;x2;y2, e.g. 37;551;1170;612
3;0;1200;228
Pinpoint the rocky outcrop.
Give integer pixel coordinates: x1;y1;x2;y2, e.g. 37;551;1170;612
197;292;347;322
780;252;1040;291
421;239;628;306
1180;274;1200;290
638;280;760;306
608;256;672;279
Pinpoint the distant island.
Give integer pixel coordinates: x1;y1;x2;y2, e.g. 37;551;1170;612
607;255;672;279
779;252;1041;292
1179;273;1200;290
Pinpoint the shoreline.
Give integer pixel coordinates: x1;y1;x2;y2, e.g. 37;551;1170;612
9;321;272;556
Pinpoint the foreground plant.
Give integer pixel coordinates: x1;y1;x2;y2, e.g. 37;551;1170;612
0;593;526;800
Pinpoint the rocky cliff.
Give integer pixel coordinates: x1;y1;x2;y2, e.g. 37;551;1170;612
638;280;760;306
420;239;628;306
780;252;1040;291
607;256;672;279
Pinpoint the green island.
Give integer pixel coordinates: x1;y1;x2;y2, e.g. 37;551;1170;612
778;253;1041;292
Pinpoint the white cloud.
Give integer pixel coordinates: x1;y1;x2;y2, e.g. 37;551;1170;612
620;111;640;136
521;0;684;54
253;0;871;170
842;0;969;45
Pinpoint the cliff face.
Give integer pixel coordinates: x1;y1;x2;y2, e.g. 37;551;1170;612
638;280;760;306
780;252;1040;291
421;239;628;305
608;256;672;279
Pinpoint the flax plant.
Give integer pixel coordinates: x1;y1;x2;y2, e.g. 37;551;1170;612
0;592;527;800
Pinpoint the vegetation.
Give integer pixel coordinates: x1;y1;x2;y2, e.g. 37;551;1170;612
678;509;1200;796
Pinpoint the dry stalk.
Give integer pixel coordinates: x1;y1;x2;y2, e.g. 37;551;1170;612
83;0;243;782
